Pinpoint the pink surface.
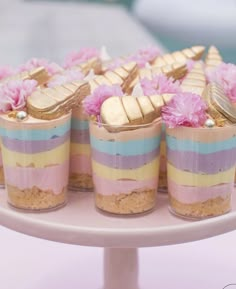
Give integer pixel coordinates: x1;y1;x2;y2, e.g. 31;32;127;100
1;225;236;289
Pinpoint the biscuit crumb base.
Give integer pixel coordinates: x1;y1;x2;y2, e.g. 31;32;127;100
96;189;156;214
169;194;231;219
7;184;67;211
69;173;93;191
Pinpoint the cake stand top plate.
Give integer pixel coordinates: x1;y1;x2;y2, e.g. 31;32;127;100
0;189;235;248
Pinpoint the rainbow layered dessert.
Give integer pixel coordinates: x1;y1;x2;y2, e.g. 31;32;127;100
1;113;71;210
166;125;235;218
162;81;236;218
0;147;4;187
69;106;93;190
84;85;162;214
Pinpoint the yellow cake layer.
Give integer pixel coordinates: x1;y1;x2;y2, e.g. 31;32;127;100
167;162;235;187
92;157;159;180
2;141;70;168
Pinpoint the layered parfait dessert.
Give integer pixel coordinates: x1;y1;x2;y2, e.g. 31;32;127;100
84;84;162;214
0;63;90;210
162;82;236;218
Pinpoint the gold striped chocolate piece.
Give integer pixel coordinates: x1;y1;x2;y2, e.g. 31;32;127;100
0;67;50;86
152;46;205;67
181;62;206;96
209;83;236;123
202;83;235;126
77;57;102;75
127;62;187;94
27;81;90;120
205;46;223;70
100;94;164;131
89;62;138;92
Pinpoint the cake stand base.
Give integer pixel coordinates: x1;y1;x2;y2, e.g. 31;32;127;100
103;248;139;289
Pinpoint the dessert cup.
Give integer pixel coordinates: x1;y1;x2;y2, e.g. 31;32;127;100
0;146;5;188
89;119;162;215
158;124;167;192
69;105;93;191
166;125;236;219
0;112;71;211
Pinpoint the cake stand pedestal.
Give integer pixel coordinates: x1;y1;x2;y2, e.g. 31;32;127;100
0;190;236;289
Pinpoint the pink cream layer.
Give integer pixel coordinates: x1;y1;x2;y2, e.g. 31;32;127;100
93;173;158;195
168;179;233;204
4;161;69;194
70;155;92;174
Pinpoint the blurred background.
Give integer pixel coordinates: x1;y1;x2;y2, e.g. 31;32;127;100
0;0;235;65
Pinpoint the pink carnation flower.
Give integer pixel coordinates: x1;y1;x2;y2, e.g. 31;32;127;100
140;74;181;95
186;59;196;72
47;69;84;88
17;58;61;76
162;92;208;128
107;58;126;71
207;63;236;102
83;85;123;117
0;66;15;81
63;47;99;69
127;46;161;68
0;79;37;112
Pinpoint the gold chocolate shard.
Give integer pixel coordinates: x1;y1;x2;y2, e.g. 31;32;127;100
153;45;205;67
77;57;102;75
209;83;236;123
29;67;50;85
181;62;206;96
89;80;99;92
127;62;187;94
91;62;138;94
147;95;164;117
202;83;230;126
27;81;90;120
104;71;123;85
100;96;129;129
121;96;143;124
101;94;162;131
113;67;129;80
162;93;174;104
205;46;223;70
136;96;156;123
94;75;111;86
0;66;50;86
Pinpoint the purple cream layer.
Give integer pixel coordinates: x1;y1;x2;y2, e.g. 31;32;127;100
167;147;236;174
1;131;70;154
91;147;159;169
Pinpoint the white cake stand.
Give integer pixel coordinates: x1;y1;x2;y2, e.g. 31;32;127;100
0;189;236;289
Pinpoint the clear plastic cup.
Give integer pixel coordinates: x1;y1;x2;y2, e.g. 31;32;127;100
166;125;236;219
69;106;93;191
0;146;5;188
0;112;71;211
89;119;162;215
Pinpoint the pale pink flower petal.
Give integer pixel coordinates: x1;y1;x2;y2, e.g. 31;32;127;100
207;63;236;103
17;58;61;76
107;58;126;71
0;79;37;112
83;85;123;117
162;92;208;128
63;48;99;69
128;46;161;68
0;66;15;81
47;69;84;88
140;74;181;96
